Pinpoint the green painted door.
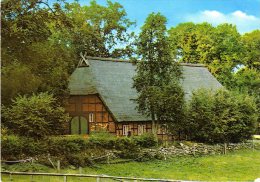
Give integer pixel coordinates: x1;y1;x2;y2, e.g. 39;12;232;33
71;116;80;134
70;116;88;134
80;117;88;134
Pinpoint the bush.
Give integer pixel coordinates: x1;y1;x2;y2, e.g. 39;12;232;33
1;135;43;159
1;132;159;164
1;135;23;159
66;153;93;167
187;89;258;143
132;133;157;148
2;93;69;139
47;136;87;155
88;131;117;149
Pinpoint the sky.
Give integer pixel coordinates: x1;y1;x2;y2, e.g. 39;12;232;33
78;0;260;34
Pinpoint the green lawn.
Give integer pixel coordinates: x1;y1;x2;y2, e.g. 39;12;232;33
2;149;260;181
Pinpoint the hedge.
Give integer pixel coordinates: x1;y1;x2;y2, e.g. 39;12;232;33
1;133;157;161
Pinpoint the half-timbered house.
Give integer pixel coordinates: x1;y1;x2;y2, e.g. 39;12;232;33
66;56;222;139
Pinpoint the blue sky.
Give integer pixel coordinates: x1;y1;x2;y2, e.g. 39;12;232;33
78;0;260;34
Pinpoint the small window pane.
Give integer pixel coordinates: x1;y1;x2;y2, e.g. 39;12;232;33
122;125;129;136
89;113;94;122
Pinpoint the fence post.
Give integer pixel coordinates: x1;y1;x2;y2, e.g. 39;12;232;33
9;173;13;181
96;176;100;182
57;160;61;172
30;175;33;182
64;175;67;182
252;139;255;151
107;154;110;164
193;145;195;156
223;143;227;155
79;167;82;174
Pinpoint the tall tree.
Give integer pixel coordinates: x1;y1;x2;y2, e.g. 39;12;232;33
133;13;183;136
1;0;136;105
1;0;75;105
169;22;215;64
241;30;260;71
63;0;135;58
209;24;243;88
169;23;244;89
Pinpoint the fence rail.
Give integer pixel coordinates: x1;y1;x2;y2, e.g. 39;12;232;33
1;171;184;182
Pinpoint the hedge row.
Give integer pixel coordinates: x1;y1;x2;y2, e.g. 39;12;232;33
1;132;157;160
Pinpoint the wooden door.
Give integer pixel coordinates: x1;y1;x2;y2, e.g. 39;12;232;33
70;116;88;134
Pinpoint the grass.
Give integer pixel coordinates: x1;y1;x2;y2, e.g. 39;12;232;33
2;149;260;181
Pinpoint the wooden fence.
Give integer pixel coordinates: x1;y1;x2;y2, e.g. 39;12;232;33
1;171;184;182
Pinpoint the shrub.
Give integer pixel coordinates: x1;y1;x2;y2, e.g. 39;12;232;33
187;89;258;143
1;135;43;159
88;131;116;149
132;133;157;148
66;153;87;167
47;136;87;155
1;135;23;159
2;93;69;139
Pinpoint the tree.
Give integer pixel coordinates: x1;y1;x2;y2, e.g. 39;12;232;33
1;0;136;105
209;24;243;88
1;0;76;105
187;89;258;143
169;23;244;89
2;93;69;139
154;82;186;139
1;62;41;105
63;0;135;58
169;22;215;64
186;89;215;142
133;13;183;136
241;30;260;71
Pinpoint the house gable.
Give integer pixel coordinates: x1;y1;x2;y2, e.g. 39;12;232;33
66;94;116;134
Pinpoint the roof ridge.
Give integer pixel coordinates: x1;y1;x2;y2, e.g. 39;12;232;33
85;56;206;67
86;56;129;63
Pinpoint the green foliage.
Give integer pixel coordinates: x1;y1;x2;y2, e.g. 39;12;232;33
2;93;69;139
133;12;184;135
241;30;260;70
1;0;135;105
2;163;50;173
48;136;86;155
131;133;157;148
169;23;244;88
63;0;135;58
88;131;117;148
2;150;260;181
1;135;43;160
1;135;24;159
154;82;186;134
66;153;93;167
1;62;41;105
1;0;76;105
1;133;158;163
169;22;215;64
187;89;258;143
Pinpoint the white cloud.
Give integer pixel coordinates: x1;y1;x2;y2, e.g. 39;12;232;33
185;10;260;34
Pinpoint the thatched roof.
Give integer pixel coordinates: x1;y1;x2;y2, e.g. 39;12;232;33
69;57;222;122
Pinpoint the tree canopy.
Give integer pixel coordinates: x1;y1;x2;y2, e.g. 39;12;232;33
133;13;184;136
1;0;135;105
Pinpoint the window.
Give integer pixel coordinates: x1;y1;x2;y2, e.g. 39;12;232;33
138;124;146;135
158;124;167;134
122;125;129;136
89;113;94;122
